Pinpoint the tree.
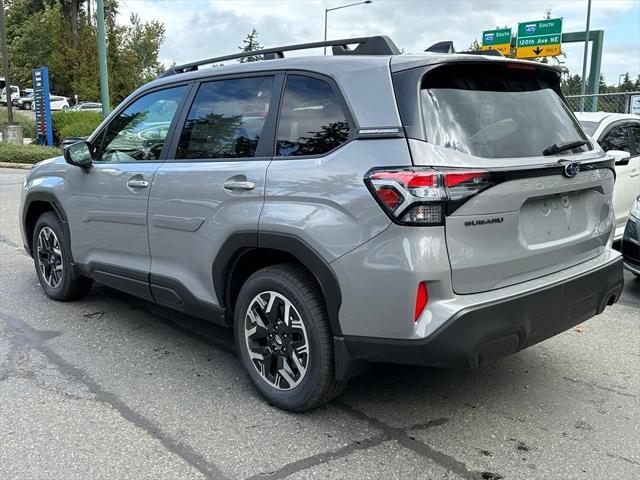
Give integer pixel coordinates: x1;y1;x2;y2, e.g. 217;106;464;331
238;28;262;62
5;0;166;104
561;74;582;96
619;72;635;92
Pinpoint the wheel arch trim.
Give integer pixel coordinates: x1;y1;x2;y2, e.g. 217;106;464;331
22;191;68;257
213;231;343;336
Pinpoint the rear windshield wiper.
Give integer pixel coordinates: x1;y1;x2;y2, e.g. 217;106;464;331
542;139;588;156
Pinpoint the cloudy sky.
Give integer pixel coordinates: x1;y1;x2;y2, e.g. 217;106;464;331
118;0;640;85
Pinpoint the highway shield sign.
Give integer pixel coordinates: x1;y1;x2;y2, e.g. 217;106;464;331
481;28;512;55
516;18;562;59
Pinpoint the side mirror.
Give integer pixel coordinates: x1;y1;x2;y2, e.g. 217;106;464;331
64;141;93;167
607;149;631;166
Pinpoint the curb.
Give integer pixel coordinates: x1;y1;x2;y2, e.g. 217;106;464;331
0;162;32;170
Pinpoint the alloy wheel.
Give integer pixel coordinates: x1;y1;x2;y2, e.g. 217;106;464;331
36;226;63;289
244;291;310;390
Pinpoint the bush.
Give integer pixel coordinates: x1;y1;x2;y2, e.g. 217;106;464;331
0;143;62;164
52;111;102;143
0;108;36;139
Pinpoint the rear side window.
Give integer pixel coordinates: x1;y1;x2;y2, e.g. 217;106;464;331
420;65;589;158
600;125;630;153
177;76;273;159
276;75;350;157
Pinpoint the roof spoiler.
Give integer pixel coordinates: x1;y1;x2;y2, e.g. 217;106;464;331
425;41;455;54
425;41;505;57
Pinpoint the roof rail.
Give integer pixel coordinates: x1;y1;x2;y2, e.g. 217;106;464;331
159;35;400;78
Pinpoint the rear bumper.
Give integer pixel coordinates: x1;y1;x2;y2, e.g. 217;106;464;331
340;253;623;370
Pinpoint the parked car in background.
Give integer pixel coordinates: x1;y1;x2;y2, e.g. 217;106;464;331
13;93;70;111
0;85;21;105
13;92;35;110
621;195;640;277
66;102;102;112
50;95;70;110
575;112;640;241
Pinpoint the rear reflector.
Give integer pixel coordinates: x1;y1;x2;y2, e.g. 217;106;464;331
414;282;428;322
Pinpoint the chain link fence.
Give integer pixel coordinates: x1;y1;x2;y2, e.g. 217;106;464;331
565;91;640;114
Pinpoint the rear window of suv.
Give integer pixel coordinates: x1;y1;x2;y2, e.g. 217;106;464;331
420;65;589;158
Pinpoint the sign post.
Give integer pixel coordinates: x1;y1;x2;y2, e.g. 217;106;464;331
32;66;53;146
481;28;512;55
516;18;563;59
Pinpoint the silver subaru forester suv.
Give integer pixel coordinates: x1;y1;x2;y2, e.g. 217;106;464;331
20;36;624;411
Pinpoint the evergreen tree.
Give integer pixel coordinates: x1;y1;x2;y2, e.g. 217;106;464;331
238;28;263;62
619;72;634;92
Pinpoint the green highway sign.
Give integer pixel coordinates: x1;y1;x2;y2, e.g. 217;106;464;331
516;17;563;58
481;28;512;55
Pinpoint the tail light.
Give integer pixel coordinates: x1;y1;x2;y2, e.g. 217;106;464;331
366;167;492;225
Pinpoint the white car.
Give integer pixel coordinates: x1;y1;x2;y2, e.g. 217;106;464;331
0;85;20;105
575;112;640;241
50;95;70;110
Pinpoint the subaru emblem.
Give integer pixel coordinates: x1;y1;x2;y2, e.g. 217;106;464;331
563;162;581;178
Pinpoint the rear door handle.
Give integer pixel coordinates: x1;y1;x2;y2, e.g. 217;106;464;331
224;180;256;191
127;179;150;188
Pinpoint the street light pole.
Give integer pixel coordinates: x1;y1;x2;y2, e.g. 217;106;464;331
618;74;625;88
0;0;14;124
578;0;592;111
96;0;110;117
323;0;372;55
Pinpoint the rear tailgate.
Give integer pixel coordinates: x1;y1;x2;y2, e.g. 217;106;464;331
445;160;614;293
393;58;615;294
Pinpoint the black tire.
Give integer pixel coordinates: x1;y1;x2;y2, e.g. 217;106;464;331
23;101;32;110
234;264;345;411
32;211;92;301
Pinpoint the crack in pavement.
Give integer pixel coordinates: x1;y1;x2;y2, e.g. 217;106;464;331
0;308;230;480
335;401;482;480
562;376;637;399
243;434;388;480
98;288;479;479
0;233;22;250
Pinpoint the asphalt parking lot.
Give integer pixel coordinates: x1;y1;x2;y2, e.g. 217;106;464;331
1;167;638;480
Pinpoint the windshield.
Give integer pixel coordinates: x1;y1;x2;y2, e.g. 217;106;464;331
578;120;599;136
420;66;589;158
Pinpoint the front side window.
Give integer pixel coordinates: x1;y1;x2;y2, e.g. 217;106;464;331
276;75;350;157
600;125;630;153
420;66;589;158
98;86;186;162
176;76;273;159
